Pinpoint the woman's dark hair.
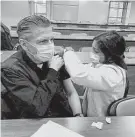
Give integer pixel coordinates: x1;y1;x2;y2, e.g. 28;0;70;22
94;30;129;97
93;30;127;70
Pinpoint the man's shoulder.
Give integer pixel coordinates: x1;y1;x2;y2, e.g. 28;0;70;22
59;65;70;81
1;51;24;70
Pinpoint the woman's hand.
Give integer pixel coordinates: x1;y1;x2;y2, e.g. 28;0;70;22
65;47;74;52
54;46;64;57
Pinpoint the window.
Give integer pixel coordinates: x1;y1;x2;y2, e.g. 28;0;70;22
29;0;47;16
108;1;128;25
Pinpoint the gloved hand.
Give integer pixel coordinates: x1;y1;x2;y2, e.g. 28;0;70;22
54;46;64;57
65;47;74;52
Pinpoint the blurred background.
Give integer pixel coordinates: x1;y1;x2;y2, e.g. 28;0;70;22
1;0;135;27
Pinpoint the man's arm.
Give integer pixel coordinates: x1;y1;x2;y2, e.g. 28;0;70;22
1;67;60;117
63;78;82;116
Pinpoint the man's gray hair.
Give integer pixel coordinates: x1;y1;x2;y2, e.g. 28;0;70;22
17;15;51;40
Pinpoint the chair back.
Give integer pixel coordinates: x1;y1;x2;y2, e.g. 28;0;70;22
128;46;135;52
79;47;92;52
107;96;135;116
55;46;64;51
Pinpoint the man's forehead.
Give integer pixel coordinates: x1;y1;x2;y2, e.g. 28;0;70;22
32;27;53;38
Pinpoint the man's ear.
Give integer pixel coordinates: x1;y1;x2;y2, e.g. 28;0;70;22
19;39;27;50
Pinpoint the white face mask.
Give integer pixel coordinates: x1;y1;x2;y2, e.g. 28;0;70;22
89;52;100;63
21;39;54;63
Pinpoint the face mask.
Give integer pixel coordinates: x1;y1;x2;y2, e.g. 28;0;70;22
21;39;54;63
89;52;100;63
35;42;54;62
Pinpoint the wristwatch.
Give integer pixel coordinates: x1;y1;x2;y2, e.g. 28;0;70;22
74;113;84;117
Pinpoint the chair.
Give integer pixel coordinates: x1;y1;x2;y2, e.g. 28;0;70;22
127;34;135;39
125;52;135;58
53;32;61;36
125;47;129;52
107;96;135;116
70;33;87;37
55;46;64;51
128;46;135;52
79;47;92;52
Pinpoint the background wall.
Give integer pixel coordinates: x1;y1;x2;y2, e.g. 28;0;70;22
51;1;79;21
128;1;135;25
50;0;109;23
1;0;135;29
78;1;109;24
1;1;30;29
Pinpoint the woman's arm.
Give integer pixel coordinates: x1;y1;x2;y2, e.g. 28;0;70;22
64;51;123;91
63;78;82;116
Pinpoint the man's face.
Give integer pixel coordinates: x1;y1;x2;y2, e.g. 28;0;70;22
23;27;55;64
28;27;54;52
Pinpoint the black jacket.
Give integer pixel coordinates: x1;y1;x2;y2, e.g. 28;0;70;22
1;50;72;119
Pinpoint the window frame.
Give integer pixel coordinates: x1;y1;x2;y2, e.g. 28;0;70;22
107;1;129;25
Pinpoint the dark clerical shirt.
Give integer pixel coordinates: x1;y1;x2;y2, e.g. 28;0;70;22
1;50;73;119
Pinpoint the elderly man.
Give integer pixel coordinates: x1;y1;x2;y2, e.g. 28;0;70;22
1;15;82;119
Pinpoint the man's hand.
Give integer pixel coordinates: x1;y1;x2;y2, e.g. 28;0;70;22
48;55;64;71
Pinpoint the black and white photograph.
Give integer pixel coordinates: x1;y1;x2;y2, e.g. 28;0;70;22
1;0;135;137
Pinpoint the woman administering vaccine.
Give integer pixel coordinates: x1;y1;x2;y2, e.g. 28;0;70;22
63;31;128;117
